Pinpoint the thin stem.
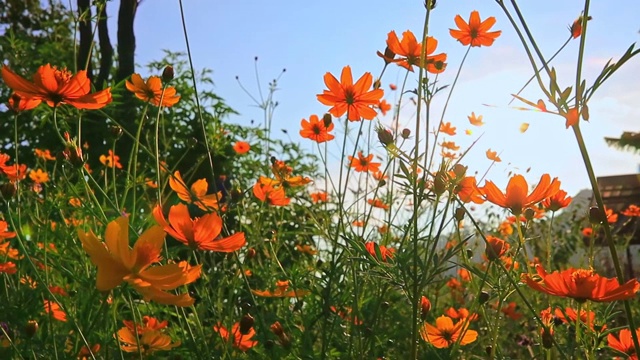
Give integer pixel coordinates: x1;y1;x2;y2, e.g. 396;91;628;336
572;124;640;356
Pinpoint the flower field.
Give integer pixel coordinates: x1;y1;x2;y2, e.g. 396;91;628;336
0;1;639;359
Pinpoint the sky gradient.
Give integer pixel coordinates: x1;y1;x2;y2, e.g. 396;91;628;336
105;0;640;196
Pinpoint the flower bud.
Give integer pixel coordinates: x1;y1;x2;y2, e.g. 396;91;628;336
452;164;467;179
589;206;606;224
433;171;447;196
478;291;490;304
0;183;17;199
322;113;333;128
376;127;394;147
109;125;123;140
420;296;431;320
401;128;411;139
454;207;465;222
25;320;38;338
373;79;382;90
239;314;254;335
246;248;256;260
162;65;175;82
523;208;536;221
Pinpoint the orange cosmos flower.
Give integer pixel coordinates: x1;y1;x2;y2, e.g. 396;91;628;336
296;244;318;255
123;316;168;335
441;141;460;151
233;141;251;154
458;268;471;282
253;182;290;206
29;169;49;183
468;112;484;126
99;150;122;169
300;114;335;143
485;236;510;261
439;121;457;136
542;189;572;212
377;99;391;116
554;307;596;329
214;322;258;352
125;73;180;107
259;159;312;188
2;64;112;109
380;31;447;73
608;328;640;360
169;171;221;211
421;296;432;320
482;174;560;215
569;15;591;39
77;217;201;306
310;191;328;203
117;327;180;354
622;205;640;217
7;93;41;112
501;302;523;321
348;151;381;173
421;315;478;348
251;280;309;298
0;262;17;274
582;227;593;237
450;11;502;47
317;65;384;121
365;241;395;261
0;221;16;241
34;149;56;161
43;300;67;322
368;198;390;211
153;204;245;252
521;264;640;303
455;176;485;204
605;206;619;224
444;307;478;322
486;149;501;162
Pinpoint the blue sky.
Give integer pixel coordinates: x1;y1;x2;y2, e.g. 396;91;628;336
105;0;640;196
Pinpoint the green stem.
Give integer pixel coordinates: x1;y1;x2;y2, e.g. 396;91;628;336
572;124;640;356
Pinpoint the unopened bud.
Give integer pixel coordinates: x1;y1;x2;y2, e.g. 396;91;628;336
420;296;431;320
270;321;284;337
589;206;605;224
25;320;38;338
433;171;447;196
478;291;490;304
401;128;411;139
381;46;396;64
523;208;536;221
162;65;175;82
0;183;17;199
109;125;123;140
246;248;256;260
452;164;467;179
376;127;394;147
455;207;466;222
239;314;254;335
373;79;381;90
322;113;333;128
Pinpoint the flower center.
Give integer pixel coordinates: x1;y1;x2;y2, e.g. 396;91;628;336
53;68;72;85
344;88;356;105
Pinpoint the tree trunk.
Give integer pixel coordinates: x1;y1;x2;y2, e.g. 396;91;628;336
95;3;113;90
76;0;93;78
116;0;137;82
